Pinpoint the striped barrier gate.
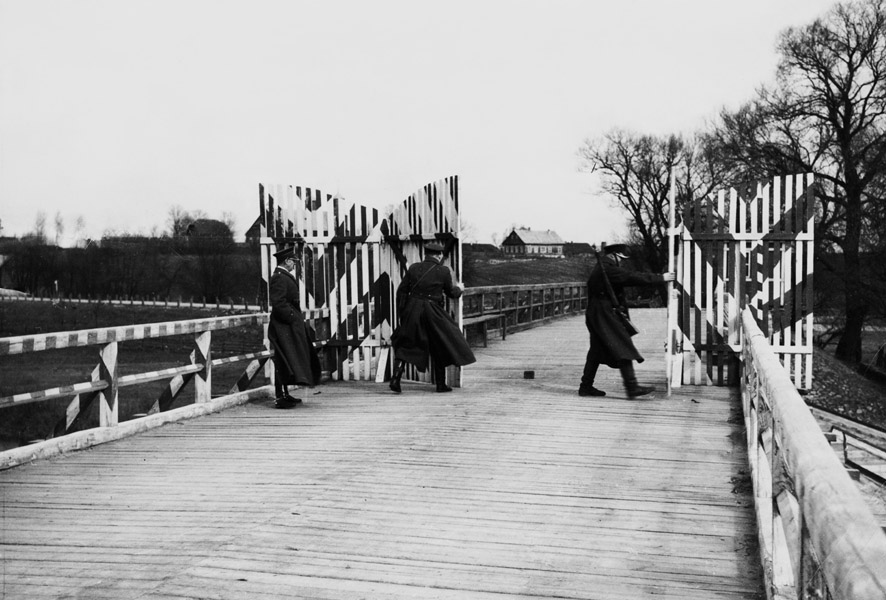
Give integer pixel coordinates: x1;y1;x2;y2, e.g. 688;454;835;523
668;173;816;389
258;176;462;387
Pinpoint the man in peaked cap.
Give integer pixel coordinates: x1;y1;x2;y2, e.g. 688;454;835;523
389;239;475;393
267;240;321;408
579;242;674;399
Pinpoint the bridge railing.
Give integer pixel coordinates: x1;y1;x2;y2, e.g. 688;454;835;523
462;282;587;335
0;312;298;469
741;309;886;600
0;293;264;311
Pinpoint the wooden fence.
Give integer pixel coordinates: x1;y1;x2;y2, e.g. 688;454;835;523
462;282;588;340
0;293;263;311
0;278;586;466
0;313;278;468
670;174;815;389
741;309;886;600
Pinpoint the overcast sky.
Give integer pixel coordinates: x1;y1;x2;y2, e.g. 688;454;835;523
0;0;838;246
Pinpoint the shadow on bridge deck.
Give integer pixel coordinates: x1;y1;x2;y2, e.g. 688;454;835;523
0;309;764;600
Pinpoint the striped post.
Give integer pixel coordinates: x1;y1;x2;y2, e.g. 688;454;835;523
193;331;211;403
98;342;118;427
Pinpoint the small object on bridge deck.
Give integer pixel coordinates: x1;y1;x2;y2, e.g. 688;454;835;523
524;370;535;379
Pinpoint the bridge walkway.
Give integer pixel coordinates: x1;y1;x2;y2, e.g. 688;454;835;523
0;309;764;599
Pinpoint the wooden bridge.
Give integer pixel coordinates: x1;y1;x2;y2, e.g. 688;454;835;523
0;309;768;599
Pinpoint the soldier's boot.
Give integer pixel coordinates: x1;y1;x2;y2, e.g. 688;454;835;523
620;361;654;399
579;358;606;397
389;360;406;393
434;363;452;393
274;379;299;409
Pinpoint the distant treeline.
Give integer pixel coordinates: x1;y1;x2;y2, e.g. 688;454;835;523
0;237;871;319
0;237;262;304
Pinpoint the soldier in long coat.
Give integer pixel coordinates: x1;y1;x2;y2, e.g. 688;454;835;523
268;243;321;408
579;243;674;399
389;240;476;393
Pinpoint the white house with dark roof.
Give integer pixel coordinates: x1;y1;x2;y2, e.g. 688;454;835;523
500;228;565;257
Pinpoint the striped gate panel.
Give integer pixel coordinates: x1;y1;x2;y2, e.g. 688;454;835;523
258;176;461;384
672;174;815;389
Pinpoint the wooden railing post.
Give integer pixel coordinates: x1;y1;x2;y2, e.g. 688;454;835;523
98;341;119;427
193;331;212;403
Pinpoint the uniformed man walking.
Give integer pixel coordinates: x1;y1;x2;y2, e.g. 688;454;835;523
579;243;674;399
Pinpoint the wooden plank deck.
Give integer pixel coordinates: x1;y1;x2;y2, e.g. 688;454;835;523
0;308;764;599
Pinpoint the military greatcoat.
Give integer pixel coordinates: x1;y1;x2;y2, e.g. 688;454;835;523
268;266;321;386
585;255;665;367
391;256;476;372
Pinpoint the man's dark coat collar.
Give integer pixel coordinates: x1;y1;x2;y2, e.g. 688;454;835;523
274;266;297;282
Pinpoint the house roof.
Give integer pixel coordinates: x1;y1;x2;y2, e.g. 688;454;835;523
507;229;564;245
564;242;594;253
245;216;262;237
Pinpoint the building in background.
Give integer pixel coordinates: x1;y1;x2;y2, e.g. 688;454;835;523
500;228;565;257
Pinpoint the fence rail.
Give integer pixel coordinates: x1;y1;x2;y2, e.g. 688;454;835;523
0;314;275;462
0;282;584;462
5;282;590;326
741;308;886;600
0;293;264;311
462;282;588;338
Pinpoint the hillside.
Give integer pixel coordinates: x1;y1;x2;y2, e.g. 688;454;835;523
463;255;594;287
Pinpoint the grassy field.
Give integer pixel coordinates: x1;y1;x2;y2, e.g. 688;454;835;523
463;255;593;286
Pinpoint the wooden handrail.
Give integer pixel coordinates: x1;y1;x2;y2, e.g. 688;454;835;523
465;281;586;294
741;309;886;600
0;314;268;356
461;282;587;335
0;380;109;408
0;313;275;445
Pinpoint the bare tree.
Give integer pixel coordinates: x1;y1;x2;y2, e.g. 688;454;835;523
221;211;238;239
458;220;480;244
32;212;47;243
167;205;190;237
54;211;64;246
709;0;886;362
577;130;723;278
73;216;86;247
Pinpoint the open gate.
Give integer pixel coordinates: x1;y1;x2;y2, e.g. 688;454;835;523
667;173;816;390
257;176;463;387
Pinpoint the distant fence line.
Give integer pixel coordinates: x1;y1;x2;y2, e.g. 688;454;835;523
2;283;591;332
462;282;588;337
0;293;264;311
